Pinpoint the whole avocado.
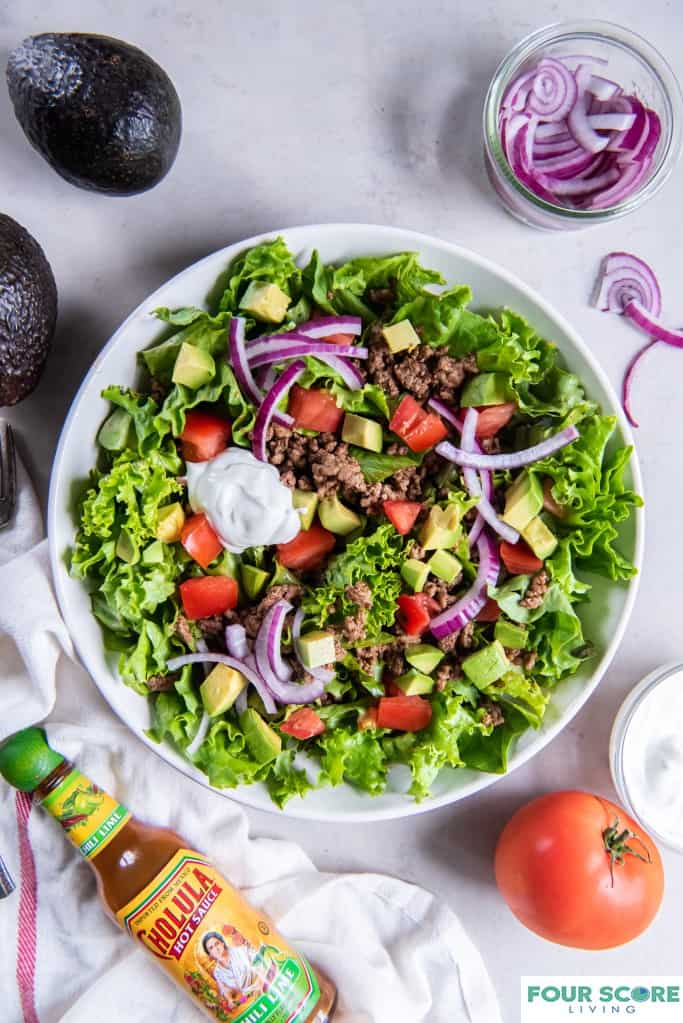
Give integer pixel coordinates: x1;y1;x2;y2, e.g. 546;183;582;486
6;33;182;196
0;214;57;406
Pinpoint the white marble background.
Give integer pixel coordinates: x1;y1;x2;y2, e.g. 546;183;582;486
2;1;682;1019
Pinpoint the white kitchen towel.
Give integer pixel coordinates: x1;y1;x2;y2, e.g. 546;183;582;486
0;453;502;1023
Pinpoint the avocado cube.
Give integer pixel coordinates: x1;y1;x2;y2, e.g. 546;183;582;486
394;668;435;696
271;559;301;587
115;527;139;564
98;408;132;452
296;629;337;669
156;502;185;543
494;620;529;650
382;319;420;354
240;709;282;763
208;550;241;579
401;558;430;593
319;494;362;535
419;504;460;550
292;489;319;531
341;413;383;453
405;643;445;674
142;540;165;565
427;549;462;583
501;472;543;532
172;342;215;389
460;372;510;407
239;281;290;323
201;664;248;717
521;516;557;560
240;563;270;599
462;640;510;689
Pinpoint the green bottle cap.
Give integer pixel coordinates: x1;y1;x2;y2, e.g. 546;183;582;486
0;727;65;792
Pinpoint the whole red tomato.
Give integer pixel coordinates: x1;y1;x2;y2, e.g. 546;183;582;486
494;791;664;949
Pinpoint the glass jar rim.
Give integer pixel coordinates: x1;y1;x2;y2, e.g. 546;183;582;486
483;19;683;222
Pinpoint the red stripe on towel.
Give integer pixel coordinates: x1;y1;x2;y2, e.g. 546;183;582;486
15;791;39;1023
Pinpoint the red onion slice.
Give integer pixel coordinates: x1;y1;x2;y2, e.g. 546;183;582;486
587;157;651;209
254;601;326;705
593;252;662;317
587;74;621;101
527;58;578;122
436;425;579;471
295;316;363;338
430;532;500;640
225;623;248;660
248;340;368;368
252;359;306;462
460;409;519;544
586;112;636;131
622;339;657;428
538;165;620;197
229;317;263;404
624;302;683;349
167;652;278;715
535;120;569;140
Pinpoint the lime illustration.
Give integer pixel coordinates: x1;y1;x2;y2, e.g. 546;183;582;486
59;783;104;827
631;987;650;1002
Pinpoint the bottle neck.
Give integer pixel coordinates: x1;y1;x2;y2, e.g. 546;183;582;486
36;761;132;861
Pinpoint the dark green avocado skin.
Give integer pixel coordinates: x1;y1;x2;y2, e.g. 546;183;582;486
0;214;57;406
6;33;182;196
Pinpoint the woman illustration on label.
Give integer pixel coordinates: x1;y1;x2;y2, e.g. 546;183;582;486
202;928;260;1006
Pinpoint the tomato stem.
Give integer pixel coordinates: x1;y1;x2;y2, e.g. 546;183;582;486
602;817;652;887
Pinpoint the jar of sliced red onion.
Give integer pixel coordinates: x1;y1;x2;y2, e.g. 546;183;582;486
483;21;682;229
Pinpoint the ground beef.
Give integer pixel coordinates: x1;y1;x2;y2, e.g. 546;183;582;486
366;279;397;311
383;645;407;678
519;570;550;609
508;649;538;671
437;630;459;653
355;638;408;679
174;614;195;648
480;436;502;454
432;352;478;403
197;615;225;642
480;699;505;728
408;542;426;560
242;584;304;638
394;351;432;401
435;660;462;691
459;621;476;649
423;579;460;611
149;376;169;405
366;335;400;398
366;337;478;405
341;608;368;644
145;673;176;692
346;582;373;609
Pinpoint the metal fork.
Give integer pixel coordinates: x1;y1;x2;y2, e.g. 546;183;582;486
0;420;17;530
0;856;15;898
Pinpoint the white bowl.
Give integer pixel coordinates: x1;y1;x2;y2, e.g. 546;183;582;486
48;223;644;822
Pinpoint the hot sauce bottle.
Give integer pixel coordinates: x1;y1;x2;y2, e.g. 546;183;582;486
0;728;337;1022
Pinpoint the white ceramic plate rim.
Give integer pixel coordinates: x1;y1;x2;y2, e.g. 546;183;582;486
48;223;644;822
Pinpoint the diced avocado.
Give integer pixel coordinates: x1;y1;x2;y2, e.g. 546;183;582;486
462;640;510;689
401;558;430;593
271;560;301;587
208;550;241;579
394;668;435;696
115;527;139;564
292;489;319;531
201;664;248;717
460;372;510;407
172;342;215;388
319;494;362;536
521;516;557;560
240;564;270;599
501;472;543;532
494;620;529;650
405;643;445;674
239;709;282;763
341;413;383;453
296;629;337;669
427;549;462;583
98;408;132;451
382;319;420;354
239;281;290;323
156;502;185;543
142;540;165;565
419;504;460;550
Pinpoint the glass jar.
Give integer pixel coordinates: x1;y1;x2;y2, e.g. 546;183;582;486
483;21;682;229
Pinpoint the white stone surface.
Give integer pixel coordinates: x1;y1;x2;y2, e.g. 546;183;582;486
2;1;682;1019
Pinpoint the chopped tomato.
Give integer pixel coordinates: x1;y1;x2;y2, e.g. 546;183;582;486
179;576;238;620
181;514;223;569
180;411;232;462
377;695;433;732
325;333;355;345
382;500;422;535
500;539;543;575
280;708;326;740
476;597;501;622
288;385;343;433
475;401;517;439
358;706;379;731
277;522;336;571
396;593;438;636
389;395;447;452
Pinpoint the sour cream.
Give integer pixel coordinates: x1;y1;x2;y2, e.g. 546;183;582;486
611;663;683;853
186;448;301;553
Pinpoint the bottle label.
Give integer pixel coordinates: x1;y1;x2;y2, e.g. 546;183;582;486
41;769;131;860
116;849;320;1022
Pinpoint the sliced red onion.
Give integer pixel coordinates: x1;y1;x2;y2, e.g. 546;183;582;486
533;136;577;159
312;352;365;390
252;359;306;462
166;652;277;715
430;532;500;640
588;157;651;209
587;75;621;101
559;54;609;68
426;396;462;431
593;251;662;317
538;165;620;197
624;302;683;349
436;425;579;471
535;120;569;140
460;409;519;544
186;712;211;758
501;68;537;112
531;144;597;178
225;623;248;660
295;316;363;338
527;58;578;122
586;112;636;131
622;339;656;428
256;600;294;682
248;340;368;368
229;316;263;404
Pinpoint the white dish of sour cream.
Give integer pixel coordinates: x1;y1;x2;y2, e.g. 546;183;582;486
610;662;683;854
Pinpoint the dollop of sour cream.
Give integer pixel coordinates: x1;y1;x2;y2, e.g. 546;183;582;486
186;448;301;553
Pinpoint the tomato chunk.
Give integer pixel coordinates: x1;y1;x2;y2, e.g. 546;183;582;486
181;513;223;570
476;597;501;622
396;593;438;636
357;706;379;731
382;500;422;535
500;539;543;575
179;576;238;620
474;402;517;439
325;333;355;346
280;707;326;739
288;385;344;433
377;696;432;732
277;522;336;571
389;395;447;452
180;411;232;462
389;395;424;437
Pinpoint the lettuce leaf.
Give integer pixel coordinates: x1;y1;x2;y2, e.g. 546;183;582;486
217;237;302;313
316;726;389;795
351;448;421;483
